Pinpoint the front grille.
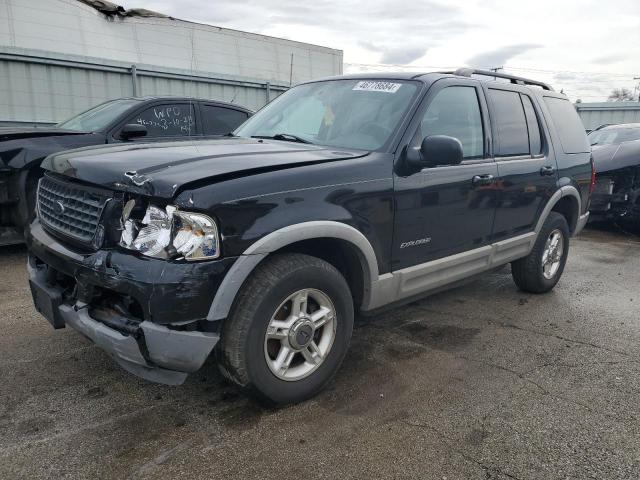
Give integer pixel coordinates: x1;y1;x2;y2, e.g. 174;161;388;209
37;175;111;246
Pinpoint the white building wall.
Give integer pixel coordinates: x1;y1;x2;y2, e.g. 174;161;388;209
0;0;343;124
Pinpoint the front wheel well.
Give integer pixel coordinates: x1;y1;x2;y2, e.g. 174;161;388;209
272;238;366;311
551;195;579;234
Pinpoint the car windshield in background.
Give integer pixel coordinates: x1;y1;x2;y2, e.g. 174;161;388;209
57;99;143;132
588;126;640;146
235;79;419;150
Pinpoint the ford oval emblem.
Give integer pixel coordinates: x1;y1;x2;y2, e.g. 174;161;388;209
52;201;65;215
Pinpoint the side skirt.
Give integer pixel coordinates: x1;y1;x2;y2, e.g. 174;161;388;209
364;232;536;311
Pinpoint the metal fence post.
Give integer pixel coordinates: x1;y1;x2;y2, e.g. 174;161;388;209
131;64;138;97
266;82;271;103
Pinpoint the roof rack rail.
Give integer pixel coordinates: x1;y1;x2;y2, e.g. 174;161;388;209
449;68;554;91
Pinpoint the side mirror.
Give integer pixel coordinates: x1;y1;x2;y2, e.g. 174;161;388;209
418;135;463;168
120;124;147;140
404;135;464;172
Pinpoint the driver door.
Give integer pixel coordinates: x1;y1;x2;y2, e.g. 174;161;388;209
393;79;497;271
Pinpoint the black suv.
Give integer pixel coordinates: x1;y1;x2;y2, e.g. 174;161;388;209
26;69;593;404
0;96;251;245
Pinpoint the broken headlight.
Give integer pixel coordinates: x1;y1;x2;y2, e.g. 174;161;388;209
120;203;220;260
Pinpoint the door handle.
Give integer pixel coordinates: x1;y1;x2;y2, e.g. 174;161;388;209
540;166;555;176
471;174;494;186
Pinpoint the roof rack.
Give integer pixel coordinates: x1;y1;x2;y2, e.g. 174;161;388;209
449;68;554;91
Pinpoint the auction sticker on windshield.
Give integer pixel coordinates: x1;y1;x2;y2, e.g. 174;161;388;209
353;81;402;93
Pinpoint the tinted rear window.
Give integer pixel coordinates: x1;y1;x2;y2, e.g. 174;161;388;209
543;97;590;153
488;89;530;156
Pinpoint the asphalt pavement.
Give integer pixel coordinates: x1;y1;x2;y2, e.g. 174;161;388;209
1;226;639;479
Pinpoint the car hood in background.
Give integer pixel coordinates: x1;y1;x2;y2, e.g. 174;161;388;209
592;140;640;174
42;137;369;198
0;127;89;141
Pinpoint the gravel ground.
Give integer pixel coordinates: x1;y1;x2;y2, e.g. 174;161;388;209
1;226;639;479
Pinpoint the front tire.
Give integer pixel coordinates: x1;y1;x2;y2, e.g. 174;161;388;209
511;212;570;293
219;253;354;405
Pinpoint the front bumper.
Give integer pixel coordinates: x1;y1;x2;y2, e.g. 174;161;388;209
27;219;238;385
0;171;22;246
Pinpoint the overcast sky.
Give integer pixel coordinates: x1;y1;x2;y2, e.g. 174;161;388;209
143;0;640;101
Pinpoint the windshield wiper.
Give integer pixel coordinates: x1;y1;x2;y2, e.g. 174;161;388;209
251;133;313;144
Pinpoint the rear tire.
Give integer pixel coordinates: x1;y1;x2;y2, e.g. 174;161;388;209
511;212;570;293
219;253;354;405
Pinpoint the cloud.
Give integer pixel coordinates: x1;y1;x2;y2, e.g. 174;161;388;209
591;53;629;65
380;47;427;65
140;0;639;101
466;44;542;69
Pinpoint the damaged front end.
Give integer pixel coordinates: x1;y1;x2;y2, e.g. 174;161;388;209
0;168;23;245
27;172;237;385
591;141;640;227
591;166;640;224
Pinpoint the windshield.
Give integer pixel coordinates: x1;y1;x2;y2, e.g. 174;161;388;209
235;79;419;150
57;99;142;132
588;126;640;146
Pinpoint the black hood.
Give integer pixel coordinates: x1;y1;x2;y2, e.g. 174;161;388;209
592;140;640;174
42;138;368;198
0;127;89;142
0;128;101;170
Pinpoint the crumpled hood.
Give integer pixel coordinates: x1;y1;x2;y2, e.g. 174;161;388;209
42;137;368;198
592;140;640;174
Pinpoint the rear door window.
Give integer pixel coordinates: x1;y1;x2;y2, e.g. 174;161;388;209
201;105;250;135
543;97;590;153
128;104;196;137
488;89;530;156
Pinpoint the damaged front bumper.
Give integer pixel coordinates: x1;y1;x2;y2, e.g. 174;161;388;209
0;170;22;246
590;176;640;224
27;219;238;385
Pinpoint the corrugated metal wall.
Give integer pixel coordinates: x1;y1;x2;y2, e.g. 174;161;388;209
0;0;343;125
576;102;640;130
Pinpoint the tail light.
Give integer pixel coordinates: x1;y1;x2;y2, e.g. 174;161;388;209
589;155;596;194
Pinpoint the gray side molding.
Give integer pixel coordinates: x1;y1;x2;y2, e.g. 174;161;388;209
534;185;582;234
207;221;380;321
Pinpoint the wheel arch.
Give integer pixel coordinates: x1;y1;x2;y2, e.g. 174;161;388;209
207;221;380;321
535;186;582;236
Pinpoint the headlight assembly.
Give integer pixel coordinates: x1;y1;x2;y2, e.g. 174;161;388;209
120;202;220;260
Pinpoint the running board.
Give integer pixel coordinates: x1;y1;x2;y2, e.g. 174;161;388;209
365;232;536;310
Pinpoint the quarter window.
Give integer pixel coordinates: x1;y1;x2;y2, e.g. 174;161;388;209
488;89;530;156
128;104;196;137
543;97;590;153
419;86;484;159
521;95;542;155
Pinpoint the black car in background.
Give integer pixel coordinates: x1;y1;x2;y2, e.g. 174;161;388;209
0;97;252;245
589;123;640;227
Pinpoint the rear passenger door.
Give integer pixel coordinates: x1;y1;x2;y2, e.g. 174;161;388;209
485;86;557;240
200;104;250;135
393;79;497;270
